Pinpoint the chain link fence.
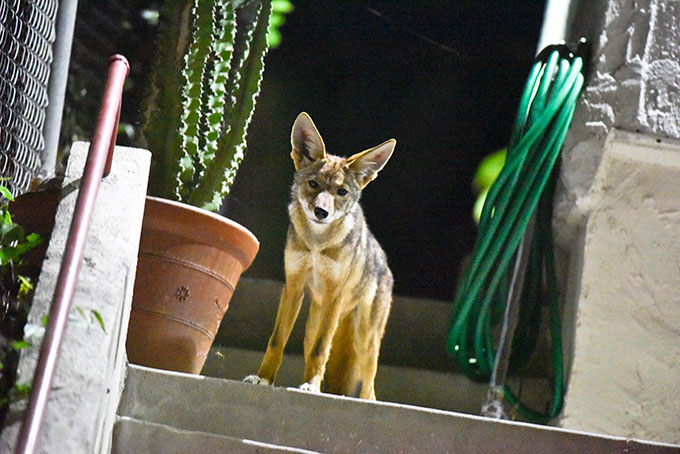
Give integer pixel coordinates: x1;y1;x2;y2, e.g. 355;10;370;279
0;0;58;198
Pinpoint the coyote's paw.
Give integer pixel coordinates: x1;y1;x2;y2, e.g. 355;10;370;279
298;382;320;393
243;375;270;386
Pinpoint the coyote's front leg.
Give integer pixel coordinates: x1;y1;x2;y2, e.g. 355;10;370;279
299;289;344;393
244;272;306;385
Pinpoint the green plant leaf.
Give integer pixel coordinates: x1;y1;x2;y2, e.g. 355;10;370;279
1;222;24;243
0;184;14;202
18;275;34;297
269;0;292;48
91;310;106;333
201;201;219;212
10;340;30;350
25;232;41;243
272;0;293;13
471;149;506;224
473;149;506;192
1;234;42;267
3;209;12;225
267;28;281;48
269;13;285;27
12;382;31;400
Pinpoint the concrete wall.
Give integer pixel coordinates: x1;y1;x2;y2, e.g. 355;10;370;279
560;130;680;443
554;0;680;443
557;0;680;248
0;143;150;453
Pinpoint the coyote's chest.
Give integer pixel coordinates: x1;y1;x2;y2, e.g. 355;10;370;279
289;213;360;300
306;229;355;291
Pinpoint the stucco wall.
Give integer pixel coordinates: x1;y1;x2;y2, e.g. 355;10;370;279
557;0;680;248
556;0;680;443
560;130;680;443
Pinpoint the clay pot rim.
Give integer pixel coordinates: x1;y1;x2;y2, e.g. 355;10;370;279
144;196;259;270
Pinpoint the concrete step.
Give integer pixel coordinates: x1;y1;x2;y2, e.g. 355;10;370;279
212;277;554;419
112;416;321;454
200;346;549;416
116;364;679;454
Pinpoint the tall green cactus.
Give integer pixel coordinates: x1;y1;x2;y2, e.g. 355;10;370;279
140;0;272;212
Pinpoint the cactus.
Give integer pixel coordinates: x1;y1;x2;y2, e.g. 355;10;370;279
140;0;272;211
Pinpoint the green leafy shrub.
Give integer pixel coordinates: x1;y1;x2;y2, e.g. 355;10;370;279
0;186;42;268
0;182;41;426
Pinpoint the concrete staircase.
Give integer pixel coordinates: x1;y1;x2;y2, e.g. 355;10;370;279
111;278;680;453
113;363;678;454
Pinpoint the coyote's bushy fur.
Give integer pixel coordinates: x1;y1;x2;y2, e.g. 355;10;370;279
244;112;395;399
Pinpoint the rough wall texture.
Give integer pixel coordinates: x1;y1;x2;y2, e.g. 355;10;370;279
556;0;680;248
0;143;150;453
554;0;680;443
560;130;680;443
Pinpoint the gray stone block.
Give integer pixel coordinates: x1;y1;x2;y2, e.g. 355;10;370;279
118;364;679;454
201;346;551;417
0;142;150;454
113;417;321;454
557;0;680;248
561;130;680;443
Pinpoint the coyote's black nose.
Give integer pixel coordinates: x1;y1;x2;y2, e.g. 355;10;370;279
314;207;328;220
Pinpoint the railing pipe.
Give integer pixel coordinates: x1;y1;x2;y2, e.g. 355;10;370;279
15;55;130;454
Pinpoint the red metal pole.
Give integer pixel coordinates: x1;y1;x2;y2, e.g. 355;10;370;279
14;55;129;454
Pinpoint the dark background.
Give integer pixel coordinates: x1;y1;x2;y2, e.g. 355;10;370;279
69;0;546;300
221;1;546;299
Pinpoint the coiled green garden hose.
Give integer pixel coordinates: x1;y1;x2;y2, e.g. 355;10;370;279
446;44;585;424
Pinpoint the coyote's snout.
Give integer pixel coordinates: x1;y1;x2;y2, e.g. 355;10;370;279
244;112;396;400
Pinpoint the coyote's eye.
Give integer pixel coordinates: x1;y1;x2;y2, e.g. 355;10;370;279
337;187;348;196
308;180;319;189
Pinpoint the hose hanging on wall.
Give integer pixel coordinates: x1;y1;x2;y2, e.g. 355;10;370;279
446;43;586;424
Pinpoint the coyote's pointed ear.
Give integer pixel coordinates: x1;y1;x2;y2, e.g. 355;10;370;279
291;112;326;170
348;139;396;188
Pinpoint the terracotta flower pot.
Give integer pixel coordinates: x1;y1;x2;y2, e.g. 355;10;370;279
125;196;259;374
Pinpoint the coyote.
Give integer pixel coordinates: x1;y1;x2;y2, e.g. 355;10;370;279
244;112;395;400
